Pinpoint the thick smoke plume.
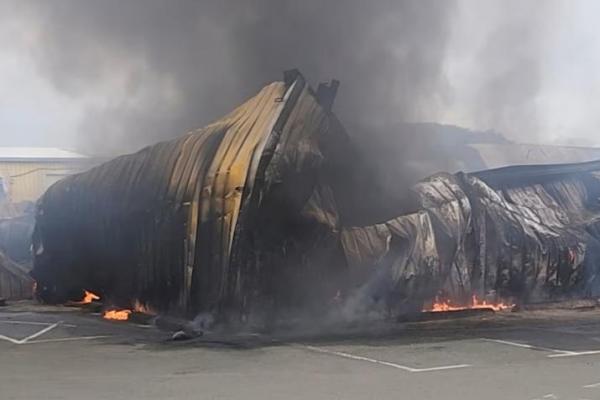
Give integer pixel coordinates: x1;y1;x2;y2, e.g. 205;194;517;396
4;0;576;191
450;0;560;144
7;0;457;155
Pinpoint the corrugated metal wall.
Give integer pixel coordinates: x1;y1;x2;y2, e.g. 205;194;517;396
33;80;294;315
32;71;353;319
0;251;34;300
0;161;88;202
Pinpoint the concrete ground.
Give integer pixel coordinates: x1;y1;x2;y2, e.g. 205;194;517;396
1;303;600;400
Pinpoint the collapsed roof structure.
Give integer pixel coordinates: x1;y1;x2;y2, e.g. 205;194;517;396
32;70;352;319
31;71;600;323
343;161;600;314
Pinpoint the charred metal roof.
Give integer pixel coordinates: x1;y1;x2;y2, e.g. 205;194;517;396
0;147;88;162
32;70;349;318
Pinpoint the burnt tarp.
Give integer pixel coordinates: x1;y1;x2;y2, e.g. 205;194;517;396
32;71;350;319
341;160;600;311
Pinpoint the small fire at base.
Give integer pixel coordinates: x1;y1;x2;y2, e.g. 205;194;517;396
102;300;155;321
425;295;514;313
76;290;100;305
103;309;132;321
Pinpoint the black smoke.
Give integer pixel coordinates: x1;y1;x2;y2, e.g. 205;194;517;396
7;0;457;155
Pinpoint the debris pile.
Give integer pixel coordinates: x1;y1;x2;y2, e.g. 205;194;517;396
342;161;600;313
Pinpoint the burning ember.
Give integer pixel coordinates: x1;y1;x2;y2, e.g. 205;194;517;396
103;309;131;321
102;300;154;321
425;295;514;312
76;290;100;304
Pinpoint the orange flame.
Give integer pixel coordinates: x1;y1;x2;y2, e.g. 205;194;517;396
425;295;513;312
76;290;100;304
101;299;155;321
103;309;131;321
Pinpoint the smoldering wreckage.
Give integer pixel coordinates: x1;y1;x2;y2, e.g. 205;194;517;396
3;70;600;334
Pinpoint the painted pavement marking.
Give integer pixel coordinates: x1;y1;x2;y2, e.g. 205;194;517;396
26;335;111;344
0;319;76;327
295;344;471;373
0;322;59;344
482;338;576;355
483;337;600;359
548;350;600;358
0;319;110;345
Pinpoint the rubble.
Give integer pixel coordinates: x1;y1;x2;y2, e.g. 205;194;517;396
342;161;600;314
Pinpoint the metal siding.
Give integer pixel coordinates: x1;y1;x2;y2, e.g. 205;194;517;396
0;161;88;202
34;82;292;314
32;73;340;318
0;252;34;300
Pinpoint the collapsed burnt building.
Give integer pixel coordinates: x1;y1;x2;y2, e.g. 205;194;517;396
31;71;600;323
342;161;600;314
32;70;353;320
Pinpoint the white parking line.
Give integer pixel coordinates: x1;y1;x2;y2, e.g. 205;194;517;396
482;337;600;359
0;322;59;344
548;350;600;358
482;338;576;355
0;320;111;345
584;382;600;389
0;334;23;344
0;319;76;328
296;344;471;373
22;322;59;342
26;335;111;344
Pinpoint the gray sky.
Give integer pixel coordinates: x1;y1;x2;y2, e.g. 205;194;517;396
1;0;600;154
440;0;600;147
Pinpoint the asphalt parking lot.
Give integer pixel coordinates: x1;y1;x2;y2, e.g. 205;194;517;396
1;304;600;400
